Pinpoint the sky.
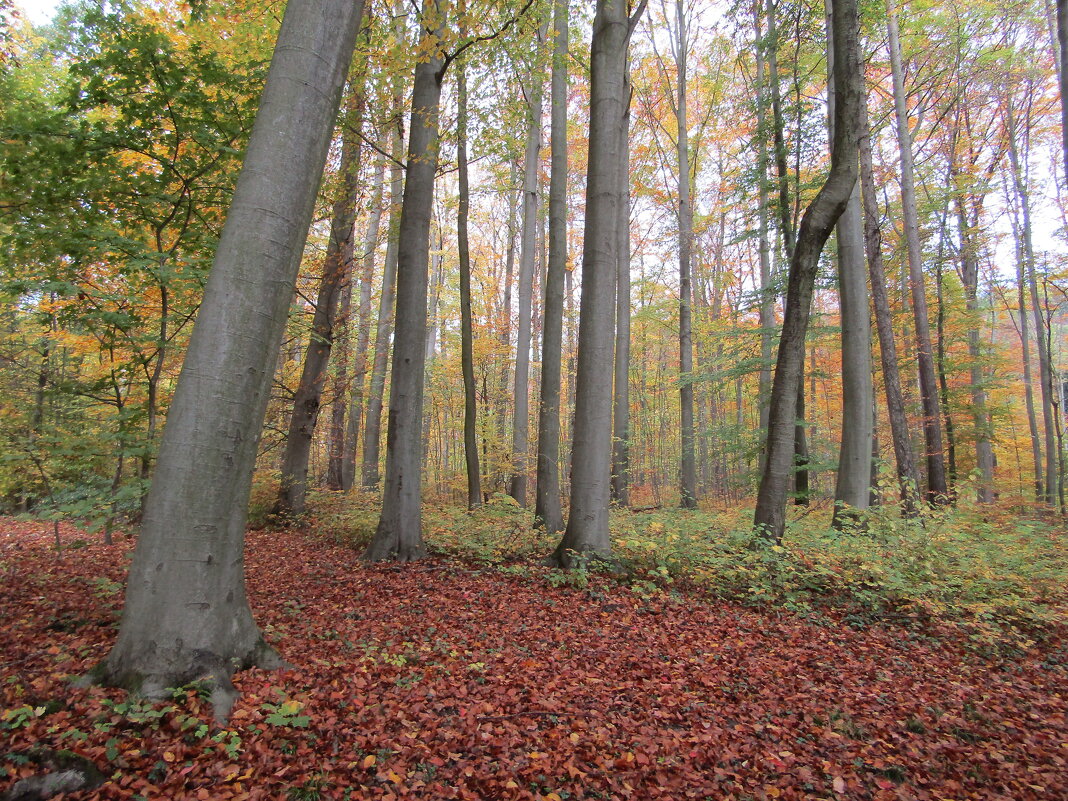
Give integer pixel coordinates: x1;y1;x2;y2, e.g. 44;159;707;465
16;0;59;25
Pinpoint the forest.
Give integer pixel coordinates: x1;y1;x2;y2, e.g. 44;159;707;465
1;0;1067;797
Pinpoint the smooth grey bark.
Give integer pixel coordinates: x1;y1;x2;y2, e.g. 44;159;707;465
276;62;367;515
551;0;640;565
361;105;404;490
457;62;482;510
826;0;871;525
610;72;632;508
859;97;920;515
96;0;363;715
364;0;446;561
886;0;947;503
673;0;697;510
536;0;568;535
337;155;386;490
509;49;545;507
753;0;860;543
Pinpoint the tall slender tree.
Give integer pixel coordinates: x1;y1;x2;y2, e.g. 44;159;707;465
886;0;947;503
536;0;569;534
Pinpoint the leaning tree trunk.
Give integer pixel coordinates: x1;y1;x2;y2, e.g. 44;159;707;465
510;46;546;508
275;62;367;517
535;0;569;534
754;0;860;543
364;0;445;561
550;0;638;566
457;61;482;510
827;0;872;525
859;89;920;516
96;0;363;718
674;0;698;510
886;0;947;503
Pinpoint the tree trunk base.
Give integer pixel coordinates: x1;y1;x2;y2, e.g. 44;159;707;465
83;635;284;721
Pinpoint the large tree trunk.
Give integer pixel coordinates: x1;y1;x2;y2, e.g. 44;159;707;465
457;61;482;510
610;74;632;508
550;0;638;565
674;0;697;510
754;0;860;543
509;47;545;507
886;0;947;503
536;0;568;534
96;0;362;717
859;90;920;515
364;0;445;561
361;94;405;490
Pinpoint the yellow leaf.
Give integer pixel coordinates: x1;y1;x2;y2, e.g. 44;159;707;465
163;751;176;763
361;754;376;769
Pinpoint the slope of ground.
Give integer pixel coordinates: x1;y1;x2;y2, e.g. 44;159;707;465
1;519;1066;800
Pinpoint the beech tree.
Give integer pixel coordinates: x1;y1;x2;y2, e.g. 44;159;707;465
92;0;363;716
753;0;861;542
550;0;645;565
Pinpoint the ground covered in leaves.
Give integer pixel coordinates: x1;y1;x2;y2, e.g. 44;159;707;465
2;518;1067;800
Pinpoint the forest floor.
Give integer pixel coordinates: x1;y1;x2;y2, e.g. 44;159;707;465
1;517;1067;801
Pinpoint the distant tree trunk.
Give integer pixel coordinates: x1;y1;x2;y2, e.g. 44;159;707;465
336;155;386;490
275;56;367;517
955;193;995;502
1006;94;1058;505
365;0;446;561
97;0;362;714
827;0;871;526
859;93;920;515
551;0;639;565
361;97;405;490
510;44;546;507
754;0;859;543
1058;0;1068;181
753;0;774;469
887;0;947;503
611;70;631;508
673;0;697;510
457;61;482;509
933;213;958;491
535;0;568;534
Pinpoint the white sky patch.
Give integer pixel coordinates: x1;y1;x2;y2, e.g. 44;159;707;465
16;0;60;26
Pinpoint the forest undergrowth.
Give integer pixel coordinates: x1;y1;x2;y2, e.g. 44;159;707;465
2;506;1067;800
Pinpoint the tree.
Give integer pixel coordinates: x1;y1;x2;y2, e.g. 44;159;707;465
753;0;861;543
93;0;364;716
886;0;947;503
828;0;871;526
275;54;368;517
535;0;568;535
457;57;482;509
550;0;645;565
